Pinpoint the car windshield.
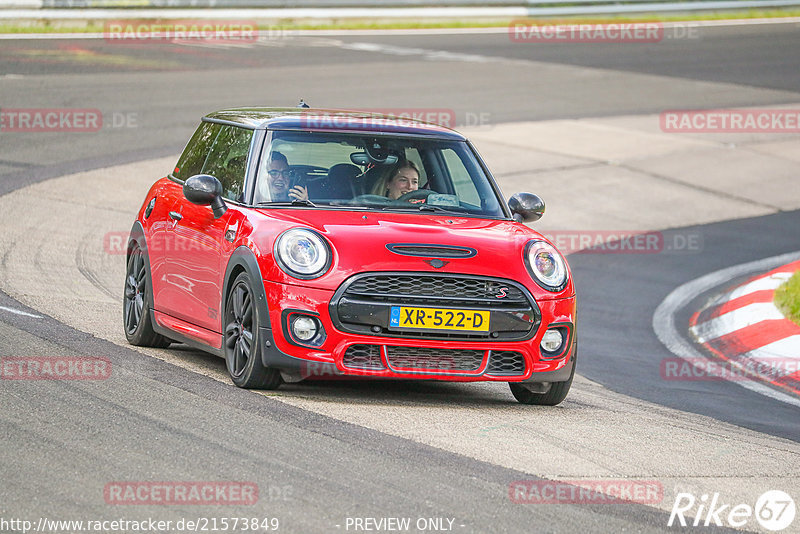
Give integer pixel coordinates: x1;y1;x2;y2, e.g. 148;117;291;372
254;130;506;218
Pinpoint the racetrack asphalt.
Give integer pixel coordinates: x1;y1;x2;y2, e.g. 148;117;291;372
1;23;799;532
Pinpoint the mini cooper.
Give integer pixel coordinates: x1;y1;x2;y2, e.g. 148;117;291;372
123;107;576;405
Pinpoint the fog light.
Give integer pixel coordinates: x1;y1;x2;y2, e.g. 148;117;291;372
541;328;564;353
292;316;318;342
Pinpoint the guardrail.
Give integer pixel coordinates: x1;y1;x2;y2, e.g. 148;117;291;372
3;0;800;16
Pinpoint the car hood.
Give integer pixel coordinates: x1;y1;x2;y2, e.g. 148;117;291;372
252;208;572;299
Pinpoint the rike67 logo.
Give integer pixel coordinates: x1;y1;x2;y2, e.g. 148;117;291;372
669;490;795;531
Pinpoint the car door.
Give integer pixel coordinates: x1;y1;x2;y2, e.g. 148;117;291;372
153;121;221;319
164;123;253;334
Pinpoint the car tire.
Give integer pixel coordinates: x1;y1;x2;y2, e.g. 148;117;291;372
123;241;171;348
509;349;576;406
224;272;282;390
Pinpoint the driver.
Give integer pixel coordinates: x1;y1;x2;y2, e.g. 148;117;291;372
373;161;420;200
260;151;308;202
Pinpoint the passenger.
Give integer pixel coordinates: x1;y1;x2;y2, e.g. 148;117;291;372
262;151;308;202
372;161;421;200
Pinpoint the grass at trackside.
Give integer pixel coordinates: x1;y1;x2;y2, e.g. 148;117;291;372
775;271;800;326
1;9;800;34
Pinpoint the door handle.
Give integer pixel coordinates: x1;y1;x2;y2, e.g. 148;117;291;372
169;211;183;221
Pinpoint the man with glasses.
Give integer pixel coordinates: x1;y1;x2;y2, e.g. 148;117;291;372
260;151;308;202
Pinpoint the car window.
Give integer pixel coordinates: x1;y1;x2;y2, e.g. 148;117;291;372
255;131;505;218
201;125;253;203
443;148;480;208
173;121;221;182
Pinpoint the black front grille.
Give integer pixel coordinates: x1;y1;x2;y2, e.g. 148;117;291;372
342;344;525;377
486;350;526;376
331;273;539;342
386;346;484;372
345;275;528;305
340;345;527;376
342;344;384;370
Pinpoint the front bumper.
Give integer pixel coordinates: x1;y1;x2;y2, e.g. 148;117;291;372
260;278;576;383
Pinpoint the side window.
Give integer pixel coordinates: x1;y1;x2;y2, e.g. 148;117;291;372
173;121;221;181
201;125;253;203
443;148;480;207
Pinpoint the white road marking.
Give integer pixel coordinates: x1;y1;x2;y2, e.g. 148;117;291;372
336;40;492;63
173;40;256;49
743;336;800;360
653;250;800;408
721;271;793;301
691;302;786;342
0;305;43;319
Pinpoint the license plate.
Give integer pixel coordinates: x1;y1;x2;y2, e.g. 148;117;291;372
389;306;490;332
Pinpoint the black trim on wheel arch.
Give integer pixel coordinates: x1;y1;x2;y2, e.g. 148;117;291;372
222;246;285;369
258;327;309;372
519;343;576;384
127;222;157;315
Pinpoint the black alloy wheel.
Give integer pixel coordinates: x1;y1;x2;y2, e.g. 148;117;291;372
224;272;281;389
123;241;170;348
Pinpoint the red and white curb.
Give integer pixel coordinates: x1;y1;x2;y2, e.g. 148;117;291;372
689;260;800;396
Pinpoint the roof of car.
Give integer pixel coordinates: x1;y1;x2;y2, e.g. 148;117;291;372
202;107;466;140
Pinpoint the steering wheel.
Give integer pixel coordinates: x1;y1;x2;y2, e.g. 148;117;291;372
396;189;435;203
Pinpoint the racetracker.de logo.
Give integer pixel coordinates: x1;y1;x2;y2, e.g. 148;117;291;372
104;481;259;505
0;108;102;133
104;20;258;43
1;357;111;380
104;231;217;255
299;109;458;129
660;109;800;133
509;21;664;43
543;230;663;255
301;361;346;380
510;479;663;504
541;230;703;255
661;358;799;382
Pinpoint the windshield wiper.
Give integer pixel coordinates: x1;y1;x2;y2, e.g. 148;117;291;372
257;199;317;207
379;205;416;211
416;204;457;213
379;203;459;213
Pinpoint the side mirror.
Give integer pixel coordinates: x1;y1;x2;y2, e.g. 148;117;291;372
184;174;228;219
508;192;545;223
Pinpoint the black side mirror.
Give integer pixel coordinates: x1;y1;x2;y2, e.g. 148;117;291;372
183;174;228;219
508;192;545;223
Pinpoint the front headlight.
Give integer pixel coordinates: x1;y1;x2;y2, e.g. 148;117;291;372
274;228;331;279
524;240;568;291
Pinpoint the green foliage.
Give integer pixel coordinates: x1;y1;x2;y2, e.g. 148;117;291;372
775;271;800;326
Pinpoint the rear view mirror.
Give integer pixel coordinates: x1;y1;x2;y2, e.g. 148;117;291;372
350;152;369;166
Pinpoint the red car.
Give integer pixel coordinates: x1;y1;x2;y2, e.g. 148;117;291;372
124;107;576;405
